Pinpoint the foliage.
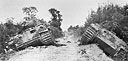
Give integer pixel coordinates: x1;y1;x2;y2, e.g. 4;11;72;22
68;25;85;37
0;18;23;53
48;26;63;38
22;7;41;30
68;25;79;31
22;7;38;18
48;8;63;38
48;8;62;31
86;4;128;43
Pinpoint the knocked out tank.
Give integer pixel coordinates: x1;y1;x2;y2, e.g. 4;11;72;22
80;23;128;56
7;24;55;50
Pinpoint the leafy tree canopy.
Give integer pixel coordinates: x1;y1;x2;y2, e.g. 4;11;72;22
22;7;38;18
48;8;63;31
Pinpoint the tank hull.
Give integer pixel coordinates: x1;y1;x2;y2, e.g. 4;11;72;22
80;23;128;56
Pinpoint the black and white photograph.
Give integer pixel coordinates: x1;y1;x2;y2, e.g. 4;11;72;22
0;0;128;61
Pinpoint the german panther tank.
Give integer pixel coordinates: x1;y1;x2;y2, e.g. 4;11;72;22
80;23;128;57
7;24;55;50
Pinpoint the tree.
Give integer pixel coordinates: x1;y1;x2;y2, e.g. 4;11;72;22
48;8;63;31
22;7;38;19
48;8;63;38
22;7;39;30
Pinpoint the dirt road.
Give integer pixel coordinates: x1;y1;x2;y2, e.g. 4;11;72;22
7;32;113;61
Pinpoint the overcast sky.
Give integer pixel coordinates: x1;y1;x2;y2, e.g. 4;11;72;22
0;0;128;30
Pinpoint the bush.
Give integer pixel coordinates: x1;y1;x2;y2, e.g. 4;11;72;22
85;4;128;43
0;19;23;53
48;26;63;38
68;25;85;37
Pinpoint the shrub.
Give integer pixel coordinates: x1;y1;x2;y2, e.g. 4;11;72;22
68;25;85;37
85;4;128;43
0;18;23;53
48;26;63;38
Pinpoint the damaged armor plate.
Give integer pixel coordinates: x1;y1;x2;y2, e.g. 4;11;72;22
7;24;55;50
80;23;128;57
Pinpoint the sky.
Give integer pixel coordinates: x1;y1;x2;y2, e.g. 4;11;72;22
0;0;128;30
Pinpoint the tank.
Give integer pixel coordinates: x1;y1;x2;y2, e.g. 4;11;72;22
7;24;55;50
80;23;128;56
